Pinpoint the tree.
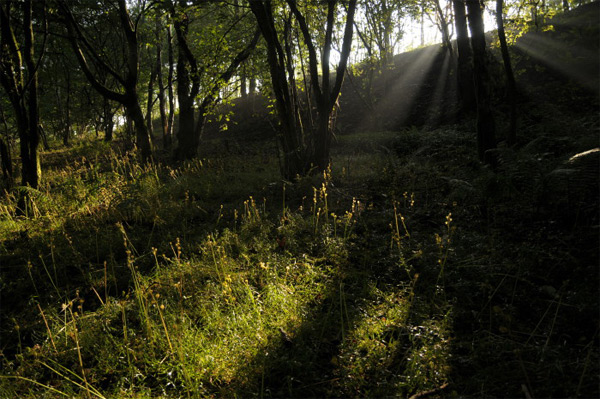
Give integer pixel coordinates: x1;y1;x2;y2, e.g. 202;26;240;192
0;0;45;191
154;12;172;149
355;0;414;68
496;0;517;145
58;0;153;161
0;100;13;188
429;0;454;55
167;0;260;160
453;0;475;115
249;0;357;178
466;0;496;162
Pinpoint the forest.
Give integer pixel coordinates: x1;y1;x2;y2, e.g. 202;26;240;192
0;0;598;397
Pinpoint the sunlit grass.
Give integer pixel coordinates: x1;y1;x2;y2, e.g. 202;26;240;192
0;133;455;398
1;105;597;397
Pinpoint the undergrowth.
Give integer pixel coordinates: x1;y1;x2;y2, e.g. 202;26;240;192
0;112;598;398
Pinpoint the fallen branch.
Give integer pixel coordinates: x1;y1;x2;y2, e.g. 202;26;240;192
408;383;450;399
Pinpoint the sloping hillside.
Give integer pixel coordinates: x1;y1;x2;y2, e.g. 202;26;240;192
205;2;599;142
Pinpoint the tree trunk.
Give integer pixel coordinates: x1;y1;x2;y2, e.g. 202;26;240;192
466;0;496;163
434;0;453;56
21;0;41;189
249;1;306;179
175;102;199;160
240;65;248;98
172;0;259;160
172;0;200;160
156;29;170;149
166;24;175;149
146;64;156;140
0;106;13;186
173;61;198;159
126;97;152;159
313;111;332;171
0;0;43;215
453;0;476;115
288;0;356;172
103;97;114;142
0;137;11;187
421;4;425;47
496;0;517;145
64;71;71;146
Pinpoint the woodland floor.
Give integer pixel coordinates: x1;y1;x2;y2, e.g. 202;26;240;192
0;89;598;398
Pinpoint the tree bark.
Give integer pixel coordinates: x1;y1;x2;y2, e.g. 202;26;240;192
496;0;517;145
166;24;175;149
0;105;13;186
466;0;496;163
0;137;11;186
146;63;156;140
240;65;248;98
453;0;476;115
156;20;169;149
103;97;115;142
63;70;71;146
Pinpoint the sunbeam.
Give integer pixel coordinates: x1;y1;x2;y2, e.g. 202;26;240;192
360;45;441;131
424;50;455;126
514;31;599;94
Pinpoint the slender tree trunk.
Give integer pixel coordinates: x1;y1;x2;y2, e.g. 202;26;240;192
453;0;476;115
434;0;453;56
496;0;517;145
240;65;248;98
0;137;11;186
22;0;41;189
156;25;169;149
466;0;496;162
103;97;114;142
146;64;156;140
562;0;570;11
166;24;175;149
0;106;13;186
64;71;71;146
39;125;49;151
420;4;425;46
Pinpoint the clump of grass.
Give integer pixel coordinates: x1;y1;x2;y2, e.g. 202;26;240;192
1;168;361;397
